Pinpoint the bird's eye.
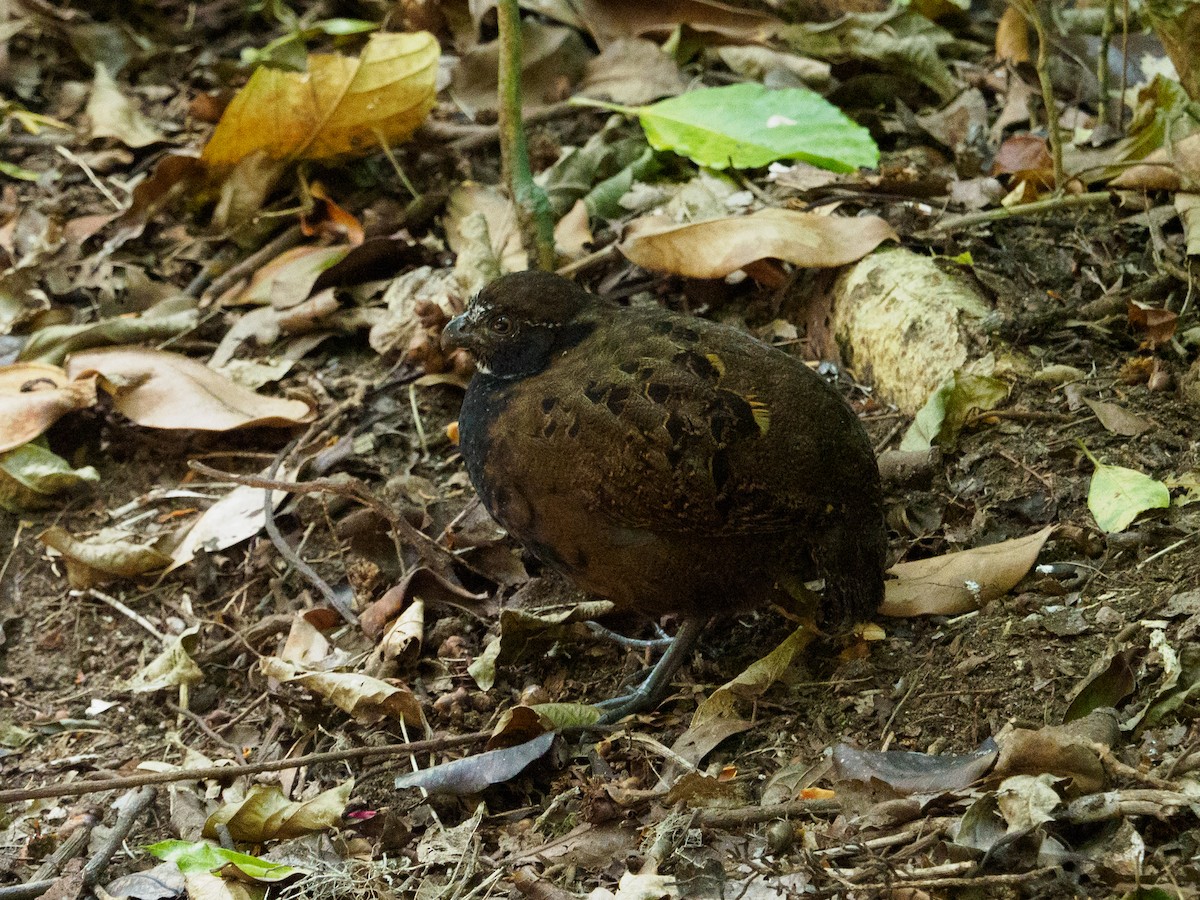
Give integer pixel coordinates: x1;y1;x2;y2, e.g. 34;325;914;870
491;315;513;335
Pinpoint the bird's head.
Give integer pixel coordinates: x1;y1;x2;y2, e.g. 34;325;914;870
442;271;597;379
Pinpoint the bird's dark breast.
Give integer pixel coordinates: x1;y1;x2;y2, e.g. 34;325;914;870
456;307;885;622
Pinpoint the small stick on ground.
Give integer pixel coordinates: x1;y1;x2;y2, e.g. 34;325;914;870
0;732;491;804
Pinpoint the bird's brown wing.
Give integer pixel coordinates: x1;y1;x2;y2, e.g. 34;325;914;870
507;308;872;538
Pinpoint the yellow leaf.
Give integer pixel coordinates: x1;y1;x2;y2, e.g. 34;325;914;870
201;31;439;169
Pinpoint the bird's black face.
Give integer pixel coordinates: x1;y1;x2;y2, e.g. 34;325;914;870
442;271;595;380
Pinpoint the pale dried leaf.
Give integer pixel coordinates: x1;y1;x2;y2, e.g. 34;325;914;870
618;208;896;278
204;781;352;842
1085;398;1154;436
65;347;315;430
126;629;205;693
260;657;426;726
691;623;813;727
578;38;684;105
87;63;165;148
881;525;1054;617
0;362;97;452
40;524;172;588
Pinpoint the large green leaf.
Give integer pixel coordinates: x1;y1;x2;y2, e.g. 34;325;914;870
576;83;878;173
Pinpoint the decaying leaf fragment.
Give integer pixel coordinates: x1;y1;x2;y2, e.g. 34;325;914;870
0;362;97;453
39;524;173;588
260;657;426;726
204;781;353;843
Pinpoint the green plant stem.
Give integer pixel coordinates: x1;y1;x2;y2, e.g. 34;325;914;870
496;0;556;271
1096;0;1115;129
1020;0;1065;192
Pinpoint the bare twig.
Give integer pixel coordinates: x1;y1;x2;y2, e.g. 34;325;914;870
187;460;457;575
1063;788;1198;824
256;439;356;624
919;192;1112;236
693;799;841;829
167;702;249;764
0;787;156;900
0;732;490;804
825;866;1059;893
79;588;166;643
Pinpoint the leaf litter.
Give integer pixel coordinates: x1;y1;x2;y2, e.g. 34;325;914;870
1;2;1200;899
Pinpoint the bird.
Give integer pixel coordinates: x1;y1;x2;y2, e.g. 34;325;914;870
441;270;886;722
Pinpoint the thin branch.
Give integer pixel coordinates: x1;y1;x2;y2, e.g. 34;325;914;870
0;732;490;804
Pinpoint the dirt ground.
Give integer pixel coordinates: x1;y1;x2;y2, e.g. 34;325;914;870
4;201;1200;898
3;4;1200;899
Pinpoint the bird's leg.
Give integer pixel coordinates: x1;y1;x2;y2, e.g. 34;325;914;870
594;617;706;724
586;620;674;650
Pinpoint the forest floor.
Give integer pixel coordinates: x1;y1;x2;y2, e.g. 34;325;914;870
2;3;1200;899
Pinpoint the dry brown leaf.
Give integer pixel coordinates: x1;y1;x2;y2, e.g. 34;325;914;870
204;781;353;843
881;525;1054;617
992;709;1120;795
994;4;1030;63
201;31;438;170
87;62;165;148
1084;398;1154;437
574;0;778;47
39;524;173;588
0;362;97;452
577;37;685;105
168;464;295;570
1127;300;1179;348
233;245;352;309
65;347;315;430
450;20;590;115
260;657;426;726
1110;131;1200;192
618;208;897;278
444;182;528;280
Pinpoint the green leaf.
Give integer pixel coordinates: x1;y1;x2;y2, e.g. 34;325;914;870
0;159;40;181
900;373;1008;451
1086;453;1170;533
146;840;304;881
576;83;878;173
0;442;99;511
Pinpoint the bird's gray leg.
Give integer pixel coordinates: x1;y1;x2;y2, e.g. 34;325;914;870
594;617;706;724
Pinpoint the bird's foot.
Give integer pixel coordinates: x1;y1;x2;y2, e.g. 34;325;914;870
586;621;673;651
593;617;706;725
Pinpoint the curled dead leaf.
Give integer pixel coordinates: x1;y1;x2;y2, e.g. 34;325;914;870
882;525;1054;617
204;781;353;843
65;347;315;430
40;524;173;588
0;362;97;452
618;208;896;279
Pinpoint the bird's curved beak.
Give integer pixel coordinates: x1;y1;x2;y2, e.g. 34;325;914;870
441;313;472;353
